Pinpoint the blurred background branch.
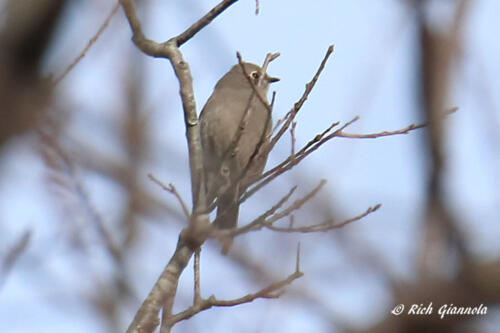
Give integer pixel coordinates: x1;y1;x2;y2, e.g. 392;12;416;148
0;0;499;332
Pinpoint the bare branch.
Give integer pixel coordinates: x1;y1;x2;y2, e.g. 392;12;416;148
119;0;160;56
222;52;278;167
38;127;122;263
336;107;458;139
175;0;239;47
295;242;301;272
121;0;206;210
131;242;194;333
232;52;280;189
214;180;327;243
213;185;297;241
270;90;277;108
53;2;120;85
268;45;334;151
236;51;278;112
148;174;190;220
117;1;401;331
119;1;216;332
120;0;239;54
209;270;302;306
263;180;327;226
267;203;382;233
242;106;455;205
193;247;202;304
0;230;31;287
240;118;348;203
210;51;281;227
290;121;297;155
164;249;303;326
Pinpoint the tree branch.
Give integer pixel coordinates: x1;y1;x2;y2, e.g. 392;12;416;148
267;204;381;232
148;174;190;220
267;45;334;151
163;246;303;327
175;0;239;47
119;0;228;331
53;2;120;85
336;107;458;139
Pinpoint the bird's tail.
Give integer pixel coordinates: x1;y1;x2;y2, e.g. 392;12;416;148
215;189;239;229
215;188;239;253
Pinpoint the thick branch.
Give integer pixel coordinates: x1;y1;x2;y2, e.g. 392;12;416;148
120;1;226;332
126;238;194;333
121;0;205;210
120;0;239;55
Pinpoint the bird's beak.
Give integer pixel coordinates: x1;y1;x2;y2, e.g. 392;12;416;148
266;74;280;83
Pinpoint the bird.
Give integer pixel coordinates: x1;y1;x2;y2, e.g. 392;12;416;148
199;62;279;235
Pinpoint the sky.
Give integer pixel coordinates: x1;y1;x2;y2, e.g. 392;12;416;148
1;0;499;332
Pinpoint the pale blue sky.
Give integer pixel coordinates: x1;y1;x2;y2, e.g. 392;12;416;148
1;0;499;332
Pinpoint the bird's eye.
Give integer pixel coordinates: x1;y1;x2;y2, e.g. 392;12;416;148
250;71;260;80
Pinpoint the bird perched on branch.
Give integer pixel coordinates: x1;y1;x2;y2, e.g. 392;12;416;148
200;62;279;237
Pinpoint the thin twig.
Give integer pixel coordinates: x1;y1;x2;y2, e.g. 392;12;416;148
148;174;190;219
218;180;326;239
235;52;279;181
38;127;122;263
236;51;278;112
53;2;120;85
213;52;280;223
267;45;334;151
295;242;301;272
260;118;346;186
267;204;382;233
270;91;277;108
164;249;303;326
222;52;274;163
240;118;348;203
262;180;327;227
336;107;458;139
241;106;454;205
0;230;31;287
175;0;239;46
290;121;297;155
213;185;297;239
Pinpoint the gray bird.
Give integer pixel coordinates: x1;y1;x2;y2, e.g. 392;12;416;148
200;62;279;232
